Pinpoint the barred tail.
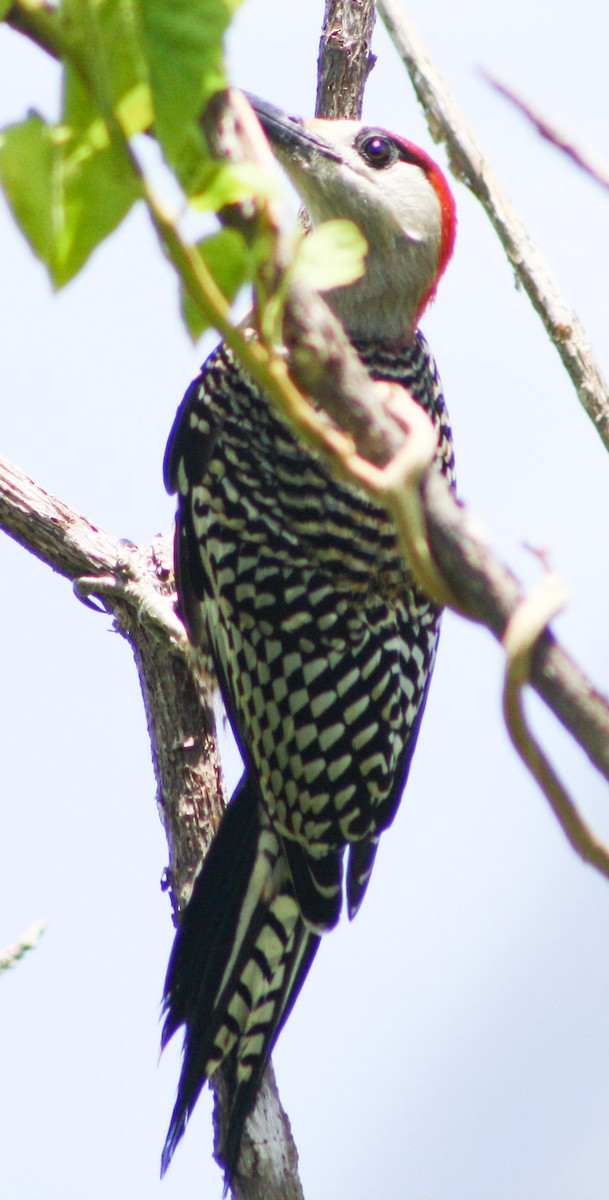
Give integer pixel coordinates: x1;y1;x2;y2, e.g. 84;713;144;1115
160;774;320;1180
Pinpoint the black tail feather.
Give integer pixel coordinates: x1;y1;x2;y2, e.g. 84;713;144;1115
347;837;379;919
282;836;343;932
219;923;320;1181
161;774;321;1179
161;776;259;1052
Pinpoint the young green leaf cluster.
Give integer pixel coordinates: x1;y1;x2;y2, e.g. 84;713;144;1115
0;0;256;317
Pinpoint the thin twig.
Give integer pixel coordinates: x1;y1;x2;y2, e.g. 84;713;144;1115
483;71;609;194
0;921;46;975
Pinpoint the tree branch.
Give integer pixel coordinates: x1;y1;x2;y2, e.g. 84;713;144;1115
377;0;609;453
0;452;124;582
0;920;46;975
315;0;377;119
0;452;223;902
483;71;609;195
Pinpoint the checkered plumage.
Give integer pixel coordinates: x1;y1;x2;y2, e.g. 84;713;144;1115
161;330;454;1177
160;96;457;1184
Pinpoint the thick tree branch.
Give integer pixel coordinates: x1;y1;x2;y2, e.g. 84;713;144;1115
315;0;377;119
377;0;609;452
0;453;124;582
214;1067;305;1200
0;453;221;907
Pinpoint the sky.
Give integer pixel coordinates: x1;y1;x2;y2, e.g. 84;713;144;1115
2;2;609;1198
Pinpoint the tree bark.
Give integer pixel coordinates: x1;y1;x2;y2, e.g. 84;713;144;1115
315;0;377;119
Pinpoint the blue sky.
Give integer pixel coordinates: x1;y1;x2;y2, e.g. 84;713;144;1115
2;2;609;1197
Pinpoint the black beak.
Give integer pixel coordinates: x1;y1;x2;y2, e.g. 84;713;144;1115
245;94;342;165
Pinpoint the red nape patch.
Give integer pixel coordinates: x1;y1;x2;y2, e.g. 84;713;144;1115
392;134;457;283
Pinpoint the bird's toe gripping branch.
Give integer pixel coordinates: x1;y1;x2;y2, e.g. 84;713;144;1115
73;540;188;650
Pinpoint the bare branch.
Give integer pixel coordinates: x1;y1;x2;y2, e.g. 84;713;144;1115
214;1066;305;1200
0;453;124;583
0;452;223;913
316;0;377;118
483;71;609;194
377;0;609;453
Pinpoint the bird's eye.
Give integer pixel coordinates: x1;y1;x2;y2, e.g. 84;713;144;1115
356;132;396;169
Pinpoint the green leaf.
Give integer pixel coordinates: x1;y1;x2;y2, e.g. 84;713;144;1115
94;0;152;133
0;0;15;19
0;116;57;266
0;114;138;287
61;66;109;150
61;0;152;137
291;220;368;291
0;1;149;285
57;135;139;286
139;0;242;171
180;227;250;339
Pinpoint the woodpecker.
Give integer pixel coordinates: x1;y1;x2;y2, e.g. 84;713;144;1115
161;96;456;1181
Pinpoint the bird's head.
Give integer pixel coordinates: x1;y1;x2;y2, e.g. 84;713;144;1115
249;96;456;343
